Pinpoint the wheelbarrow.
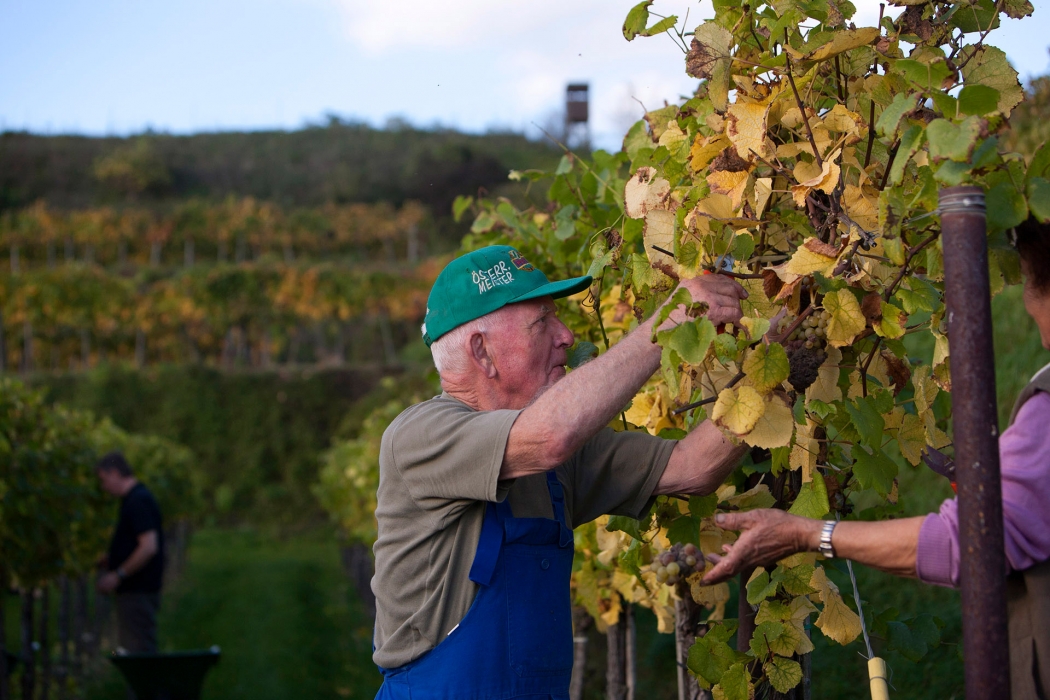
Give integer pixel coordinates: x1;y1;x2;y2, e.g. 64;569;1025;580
109;647;221;700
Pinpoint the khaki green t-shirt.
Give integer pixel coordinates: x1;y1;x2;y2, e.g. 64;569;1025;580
371;392;676;669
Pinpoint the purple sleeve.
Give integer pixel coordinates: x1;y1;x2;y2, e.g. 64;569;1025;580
916;391;1050;588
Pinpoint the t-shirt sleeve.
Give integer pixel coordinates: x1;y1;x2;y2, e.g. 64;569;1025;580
566;428;676;525
125;493;161;537
385;398;522;505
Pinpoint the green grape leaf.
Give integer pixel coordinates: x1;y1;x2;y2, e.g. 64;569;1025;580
853;445;898;495
666;513;701;548
886;620;928;662
958;85;1001;116
764;656;803;693
774;563;817;596
749;620;787;658
1028;142;1050;184
670;318;718;365
567;341;599;369
895;58;952;92
743;343;790;394
788;476;830;519
623;1;653;41
960;45;1024;116
689;493;719;519
845;396;886;447
889;123;927;187
986;181;1028;232
926;117;981;162
717;663;753;700
452;195;473;222
1027;178;1050;224
877;92;916;138
606;515;645;541
746;567;779;605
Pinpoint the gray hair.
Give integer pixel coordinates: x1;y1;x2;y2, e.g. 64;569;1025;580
430;316;489;377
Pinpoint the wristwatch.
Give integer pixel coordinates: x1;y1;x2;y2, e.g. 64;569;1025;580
818;521;837;559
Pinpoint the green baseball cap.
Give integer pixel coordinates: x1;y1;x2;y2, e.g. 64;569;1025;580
422;245;592;346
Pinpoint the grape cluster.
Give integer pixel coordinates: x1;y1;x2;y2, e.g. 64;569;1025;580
776;308;832;350
650;542;701;586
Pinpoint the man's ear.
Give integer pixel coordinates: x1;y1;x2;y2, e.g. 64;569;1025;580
469;332;498;379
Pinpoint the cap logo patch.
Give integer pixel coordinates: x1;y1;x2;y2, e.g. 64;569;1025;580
471;260;514;294
508;249;535;272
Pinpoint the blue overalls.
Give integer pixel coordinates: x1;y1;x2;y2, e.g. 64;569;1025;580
376;471;575;699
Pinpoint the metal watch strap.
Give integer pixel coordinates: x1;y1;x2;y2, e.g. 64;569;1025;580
818;520;837;559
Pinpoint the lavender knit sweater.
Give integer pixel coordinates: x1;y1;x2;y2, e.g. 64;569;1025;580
915;391;1050;587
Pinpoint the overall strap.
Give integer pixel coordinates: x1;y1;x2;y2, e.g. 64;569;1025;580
469;499;512;586
545;471;574;547
1007;362;1050;428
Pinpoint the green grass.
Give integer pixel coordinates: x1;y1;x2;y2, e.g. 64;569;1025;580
85;529;381;700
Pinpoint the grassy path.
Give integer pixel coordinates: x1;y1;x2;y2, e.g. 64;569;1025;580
89;529;381;700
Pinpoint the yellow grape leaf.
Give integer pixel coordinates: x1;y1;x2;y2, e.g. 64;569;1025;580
596;516;624;566
788;596;817;654
644;209;679;273
745;395;795;448
791;418;819;480
743;343;789;394
824;289;866;347
726;101;772;159
600;592;623;628
712;385;766;435
625;391;656;427
691;134;730;171
739;316;770;341
873;301;907;339
777;141;810;159
843;184;879;232
821;104;864;139
728;484;777;510
806;345;843;404
810;567;862;645
707;170;750;210
740;277;777;319
778;238;841;279
754;177;773;218
898;411;926;466
658;120;687;150
684;193;737;237
689;573;731;610
791;150;842;206
624;167;671;219
802;27;881;61
912;364;938;415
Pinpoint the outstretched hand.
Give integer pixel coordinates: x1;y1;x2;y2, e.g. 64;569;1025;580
700;510;822;585
661;274;748;329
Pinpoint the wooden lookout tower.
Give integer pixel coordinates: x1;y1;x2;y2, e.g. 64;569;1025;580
565;83;590;148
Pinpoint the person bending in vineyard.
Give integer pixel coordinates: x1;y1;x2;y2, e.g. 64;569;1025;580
701;217;1050;700
96;451;165;654
371;245;750;699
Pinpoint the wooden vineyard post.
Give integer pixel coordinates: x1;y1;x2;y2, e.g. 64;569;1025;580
675;586;712;700
938;185;1010;697
606;612;627;700
569;606;590;700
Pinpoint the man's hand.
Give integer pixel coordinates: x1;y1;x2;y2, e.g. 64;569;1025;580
659;275;748;330
700;510;821;584
96;571;121;594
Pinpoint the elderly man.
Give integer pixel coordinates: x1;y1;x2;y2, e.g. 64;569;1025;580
372;245;750;699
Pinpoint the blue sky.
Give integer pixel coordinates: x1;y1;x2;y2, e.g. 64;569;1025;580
1;0;1048;151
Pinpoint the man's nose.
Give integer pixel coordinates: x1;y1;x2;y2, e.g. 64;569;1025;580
554;316;574;348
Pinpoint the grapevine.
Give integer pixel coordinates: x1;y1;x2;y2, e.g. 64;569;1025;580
457;0;1044;694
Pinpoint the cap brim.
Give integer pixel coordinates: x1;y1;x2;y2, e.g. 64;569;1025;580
512;275;593;303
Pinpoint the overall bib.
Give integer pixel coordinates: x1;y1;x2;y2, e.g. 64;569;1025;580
376;471;575;699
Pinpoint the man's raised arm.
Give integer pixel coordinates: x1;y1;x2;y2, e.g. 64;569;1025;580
502;274;748;479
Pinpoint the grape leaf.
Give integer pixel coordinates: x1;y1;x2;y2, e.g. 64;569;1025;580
712;385;766;435
743;343;790;394
715;663;753;700
788;475;830;519
853;445;898;495
745;395;795;449
746;567;779;605
624;167;671;219
764;656;803;693
777;238;840;278
1029;178;1050;224
670;319;718;365
810;567;862;644
960;45;1024;116
726;101;772;159
958;85;1001;117
823;289;866;347
927;117;981;162
567;341;599;369
773;563;816;596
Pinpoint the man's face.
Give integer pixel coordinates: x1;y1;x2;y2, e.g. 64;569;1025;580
96;468;125;496
488;296;575;409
